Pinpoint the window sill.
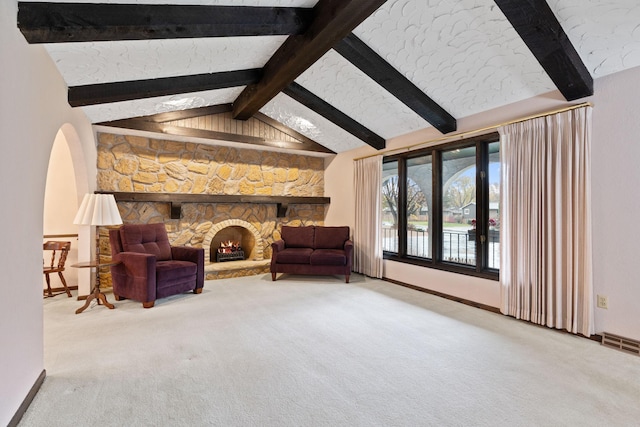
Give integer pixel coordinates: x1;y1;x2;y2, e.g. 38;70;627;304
383;253;499;281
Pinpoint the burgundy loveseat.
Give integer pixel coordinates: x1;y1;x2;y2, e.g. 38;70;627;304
271;225;353;283
109;223;204;308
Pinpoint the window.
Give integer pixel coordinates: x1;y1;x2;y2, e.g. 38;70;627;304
382;133;500;279
407;154;432;258
382;160;399;253
442;145;476;267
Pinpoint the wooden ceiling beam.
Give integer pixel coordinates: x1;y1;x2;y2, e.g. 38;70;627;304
232;0;388;120
68;69;262;107
283;83;385;150
17;3;313;43
334;34;457;134
494;0;593;100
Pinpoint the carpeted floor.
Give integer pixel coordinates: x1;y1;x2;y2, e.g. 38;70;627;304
20;274;640;426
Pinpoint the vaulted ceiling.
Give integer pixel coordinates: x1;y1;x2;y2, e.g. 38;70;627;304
17;0;640;154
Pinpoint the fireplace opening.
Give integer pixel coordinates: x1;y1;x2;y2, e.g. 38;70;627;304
210;226;256;263
216;240;245;262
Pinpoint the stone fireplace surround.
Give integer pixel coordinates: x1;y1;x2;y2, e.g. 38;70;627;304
96;132;328;281
207;219;262;263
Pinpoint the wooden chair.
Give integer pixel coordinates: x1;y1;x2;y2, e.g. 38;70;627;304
43;241;72;298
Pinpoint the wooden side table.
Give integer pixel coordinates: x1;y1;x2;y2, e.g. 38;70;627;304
71;260;120;314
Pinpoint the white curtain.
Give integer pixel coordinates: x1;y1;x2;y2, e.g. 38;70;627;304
353;155;383;278
499;106;594;336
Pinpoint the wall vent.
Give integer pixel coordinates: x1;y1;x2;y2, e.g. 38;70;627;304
601;332;640;356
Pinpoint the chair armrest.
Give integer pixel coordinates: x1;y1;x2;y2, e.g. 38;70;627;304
344;240;354;269
270;240;285;269
271;240;285;253
172;246;204;265
112;252;156;279
171;246;205;289
110;252;157;303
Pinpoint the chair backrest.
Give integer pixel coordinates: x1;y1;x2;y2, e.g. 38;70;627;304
113;223;172;260
43;241;71;270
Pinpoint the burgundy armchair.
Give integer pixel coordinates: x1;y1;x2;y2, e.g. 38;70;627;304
109;223;204;308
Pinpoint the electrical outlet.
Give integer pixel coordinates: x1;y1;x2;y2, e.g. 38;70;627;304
597;295;608;309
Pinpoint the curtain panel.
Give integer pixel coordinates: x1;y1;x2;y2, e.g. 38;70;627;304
353;155;383;278
499;106;594;336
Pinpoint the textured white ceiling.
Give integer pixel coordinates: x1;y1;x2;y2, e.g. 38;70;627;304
261;93;365;153
296;49;429;139
547;0;640;77
44;37;287;86
353;0;556;119
28;0;640;153
82;87;244;123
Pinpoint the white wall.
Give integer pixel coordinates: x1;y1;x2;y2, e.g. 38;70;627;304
43;130;80;287
591;66;640;339
0;2;95;424
326;66;640;340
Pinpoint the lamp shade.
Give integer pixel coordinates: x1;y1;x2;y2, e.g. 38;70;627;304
73;194;123;226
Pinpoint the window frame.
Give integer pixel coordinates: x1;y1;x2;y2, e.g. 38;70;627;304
382;132;500;281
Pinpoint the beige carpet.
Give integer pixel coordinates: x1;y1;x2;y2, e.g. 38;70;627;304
19;274;640;426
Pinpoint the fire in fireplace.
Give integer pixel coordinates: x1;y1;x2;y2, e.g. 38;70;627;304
216;240;245;262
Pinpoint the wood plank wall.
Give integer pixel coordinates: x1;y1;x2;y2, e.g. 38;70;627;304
167;112;301;144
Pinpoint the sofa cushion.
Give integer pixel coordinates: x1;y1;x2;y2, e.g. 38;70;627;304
119;223;172;261
314;226;349;249
281;226;315;248
156;260;197;288
276;248;313;264
310;249;347;266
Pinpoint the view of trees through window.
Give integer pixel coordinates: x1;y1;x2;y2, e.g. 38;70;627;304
382;134;500;278
442;146;476;266
406;155;432;258
382;160;399;253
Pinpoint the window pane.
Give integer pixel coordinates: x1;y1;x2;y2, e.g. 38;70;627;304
382;160;399;253
442;146;476;266
406;155;432;258
488;141;500;269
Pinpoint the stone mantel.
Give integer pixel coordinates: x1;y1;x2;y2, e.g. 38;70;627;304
98;191;330;218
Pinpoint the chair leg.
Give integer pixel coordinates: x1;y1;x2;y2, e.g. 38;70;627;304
271;272;277;281
143;301;155;308
44;273;53;297
345;274;350;284
58;272;72;297
114;294;124;301
194;288;203;294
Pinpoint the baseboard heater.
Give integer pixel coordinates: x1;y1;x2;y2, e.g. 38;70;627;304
601;332;640;356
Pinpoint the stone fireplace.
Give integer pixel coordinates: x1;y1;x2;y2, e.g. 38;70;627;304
96;132;328;281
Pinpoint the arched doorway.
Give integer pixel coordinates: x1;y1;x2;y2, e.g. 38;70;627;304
43;124;92;297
